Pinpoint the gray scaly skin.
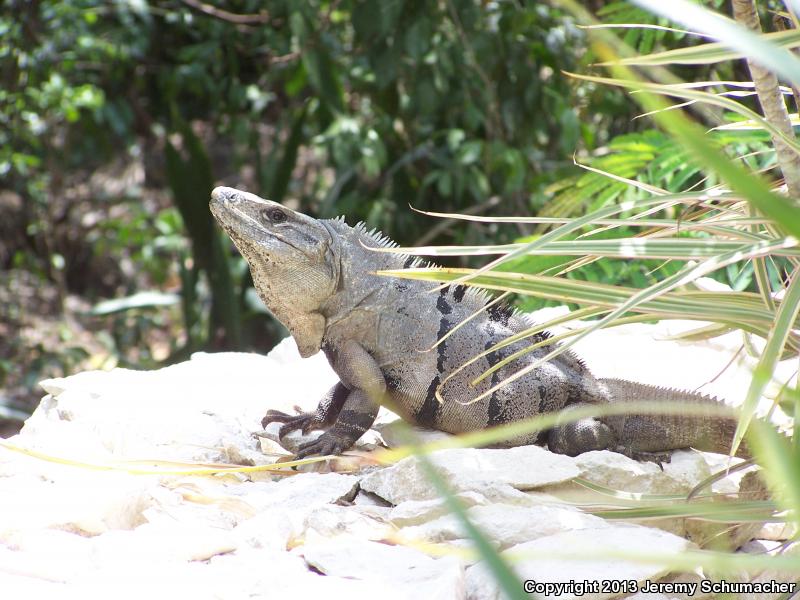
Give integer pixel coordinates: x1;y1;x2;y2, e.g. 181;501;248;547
209;186;747;461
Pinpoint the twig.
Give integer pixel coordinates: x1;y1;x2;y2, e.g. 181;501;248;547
694;345;744;392
413;196;502;246
267;0;340;65
268;51;300;65
180;0;270;25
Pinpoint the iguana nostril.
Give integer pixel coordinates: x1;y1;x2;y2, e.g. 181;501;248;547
211;186;238;204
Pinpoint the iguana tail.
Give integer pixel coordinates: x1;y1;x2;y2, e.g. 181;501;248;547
599;378;749;458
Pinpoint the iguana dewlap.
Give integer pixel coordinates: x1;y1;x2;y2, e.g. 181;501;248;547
210;186;746;461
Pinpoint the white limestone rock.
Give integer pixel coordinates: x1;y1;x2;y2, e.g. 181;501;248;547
91;521;238;563
575;449;712;495
352;489;393;507
360;445;580;504
301;504;394;543
389;491;494;527
375;418;457;448
219;473;363;551
298;537;465;600
0;469;156;536
388;485;561;526
700;452;750;495
0;522;236;593
224;472;359;510
232;508;297;552
207;548;401;600
546;450;756;541
0;528;95;584
756;521;798;541
23;337;336;466
702;540;800;600
400;502;608;550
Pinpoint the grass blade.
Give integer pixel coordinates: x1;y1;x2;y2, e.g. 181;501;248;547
567;72;800;155
631;0;800;86
732;268;800;454
429;237;796;405
599;28;800;66
380;238;800;260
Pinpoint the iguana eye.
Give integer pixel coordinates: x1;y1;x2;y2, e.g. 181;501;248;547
261;208;287;224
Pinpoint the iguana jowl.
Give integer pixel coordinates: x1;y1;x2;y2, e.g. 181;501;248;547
210;186;746;461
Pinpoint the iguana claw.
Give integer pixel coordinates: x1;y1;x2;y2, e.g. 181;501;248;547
261;409;323;438
294;431;347;458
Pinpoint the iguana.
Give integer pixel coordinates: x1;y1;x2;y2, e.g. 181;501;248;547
209;186;748;461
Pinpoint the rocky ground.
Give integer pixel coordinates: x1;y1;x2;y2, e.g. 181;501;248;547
0;309;798;599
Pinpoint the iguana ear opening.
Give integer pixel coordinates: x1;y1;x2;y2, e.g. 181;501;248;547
288;312;326;358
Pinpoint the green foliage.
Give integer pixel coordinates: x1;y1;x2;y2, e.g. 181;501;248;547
164;121;241;349
512;124;780;310
3;0;626;366
1;1;141;186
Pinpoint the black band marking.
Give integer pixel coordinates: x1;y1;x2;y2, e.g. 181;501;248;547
487;303;513;326
417;376;441;427
338;408;376;433
436;316;454;372
485;337;504;425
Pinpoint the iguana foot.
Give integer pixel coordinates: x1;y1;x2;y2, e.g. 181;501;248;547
261;408;325;438
548;411;615;456
294;431;352;458
618;447;673;465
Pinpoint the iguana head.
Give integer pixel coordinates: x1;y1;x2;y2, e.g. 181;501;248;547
210;186;338;355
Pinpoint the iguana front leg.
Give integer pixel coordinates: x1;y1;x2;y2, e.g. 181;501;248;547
266;340;385;458
295;388;380;457
262;382;349;437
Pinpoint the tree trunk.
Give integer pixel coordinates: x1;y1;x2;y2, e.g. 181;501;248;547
731;0;800;199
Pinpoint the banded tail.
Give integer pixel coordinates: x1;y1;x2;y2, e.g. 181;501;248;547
599;378;749;458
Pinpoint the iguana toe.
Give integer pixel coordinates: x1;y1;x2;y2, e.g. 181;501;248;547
262;410;321;438
619;447;673;465
295;431;348;458
261;409;293;428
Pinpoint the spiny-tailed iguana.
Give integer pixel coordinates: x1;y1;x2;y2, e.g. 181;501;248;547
210;186;747;461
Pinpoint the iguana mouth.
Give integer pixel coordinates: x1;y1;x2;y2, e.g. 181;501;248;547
211;189;295;252
210;203;266;246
